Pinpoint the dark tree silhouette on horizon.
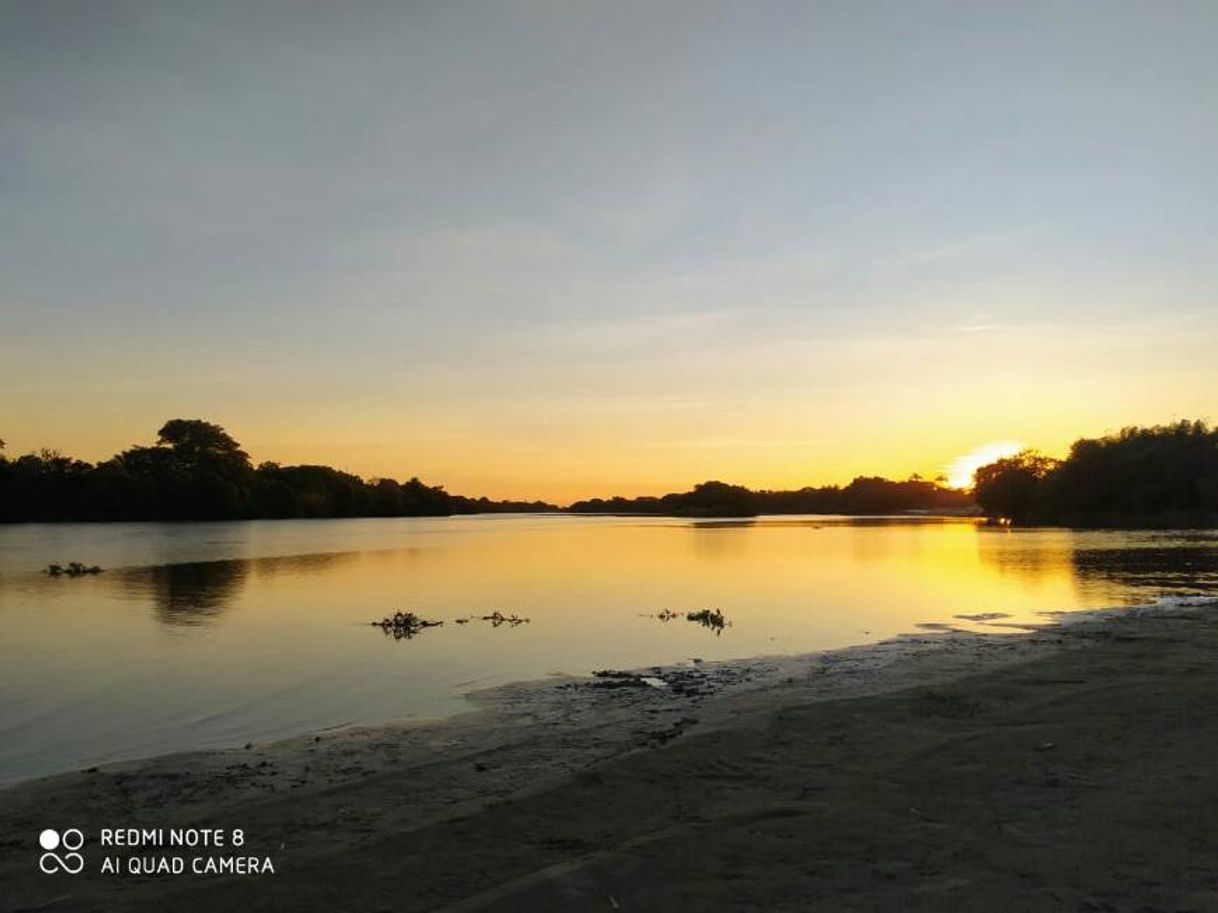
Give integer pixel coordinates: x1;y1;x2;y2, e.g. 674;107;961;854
155;419;251;478
5;418;1217;526
0;418;554;522
971;422;1218;527
972;450;1058;521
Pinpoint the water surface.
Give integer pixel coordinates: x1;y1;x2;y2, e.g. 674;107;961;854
2;514;1214;785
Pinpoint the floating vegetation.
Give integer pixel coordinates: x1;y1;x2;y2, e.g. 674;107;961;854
45;562;103;577
371;611;443;640
642;608;729;633
686;608;729;634
686;608;725;627
481;611;529;627
640;609;680;622
371;610;530;637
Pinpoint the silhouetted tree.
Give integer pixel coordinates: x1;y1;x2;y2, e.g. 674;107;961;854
568;476;974;517
972;422;1218;527
155;419;251;479
0;418;553;522
14;417;1215;527
972;450;1058;521
248;464;302;519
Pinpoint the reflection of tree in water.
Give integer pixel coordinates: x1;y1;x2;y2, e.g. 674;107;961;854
976;536;1074;583
144;560;250;625
685;520;755;562
977;531;1218;594
117;551;355;626
1070;545;1218;592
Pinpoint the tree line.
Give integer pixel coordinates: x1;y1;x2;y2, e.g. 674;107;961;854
7;417;1214;526
0;420;556;522
568;477;974;518
972;420;1218;527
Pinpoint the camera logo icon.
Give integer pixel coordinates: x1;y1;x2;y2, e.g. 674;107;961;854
38;828;85;875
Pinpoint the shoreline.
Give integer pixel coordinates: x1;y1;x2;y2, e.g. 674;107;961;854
3;595;1217;910
0;593;1166;793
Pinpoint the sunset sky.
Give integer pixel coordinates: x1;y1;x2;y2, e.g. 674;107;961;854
3;2;1216;502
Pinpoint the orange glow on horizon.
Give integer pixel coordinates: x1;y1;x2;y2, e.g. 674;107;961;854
944;441;1024;490
2;396;1205;505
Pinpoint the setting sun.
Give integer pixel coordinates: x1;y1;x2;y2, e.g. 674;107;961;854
945;441;1024;490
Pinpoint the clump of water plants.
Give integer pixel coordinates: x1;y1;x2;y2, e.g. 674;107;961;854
372;610;443;639
640;609;680;622
686;608;728;634
45;562;103;577
448;611;530;627
482;611;529;627
640;608;729;633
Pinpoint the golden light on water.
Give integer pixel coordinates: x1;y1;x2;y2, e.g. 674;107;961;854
945;441;1024;490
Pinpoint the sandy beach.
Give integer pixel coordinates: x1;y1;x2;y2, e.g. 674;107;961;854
4;599;1218;912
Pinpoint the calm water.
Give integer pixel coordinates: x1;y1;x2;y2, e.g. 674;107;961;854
2;515;1215;786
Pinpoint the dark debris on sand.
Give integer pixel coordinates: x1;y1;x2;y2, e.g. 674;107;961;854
45;561;103;577
567;662;768;749
581;663;757;699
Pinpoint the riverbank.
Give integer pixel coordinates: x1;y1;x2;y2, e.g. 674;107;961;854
3;598;1217;911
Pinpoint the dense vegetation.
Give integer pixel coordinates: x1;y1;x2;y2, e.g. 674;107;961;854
568;477;974;518
0;420;556;522
973;421;1218;527
7;418;1215;526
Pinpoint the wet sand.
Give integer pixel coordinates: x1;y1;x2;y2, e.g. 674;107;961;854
4;601;1218;912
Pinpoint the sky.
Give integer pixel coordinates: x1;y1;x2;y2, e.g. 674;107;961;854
2;1;1216;502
